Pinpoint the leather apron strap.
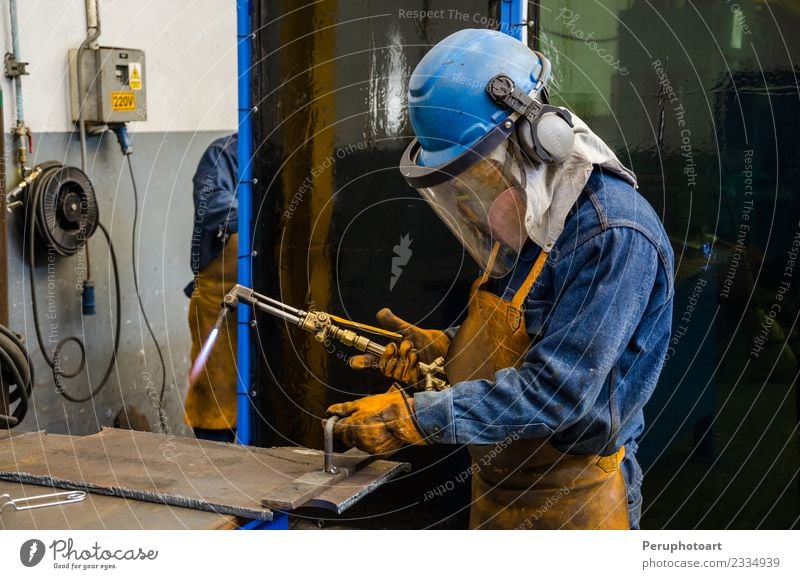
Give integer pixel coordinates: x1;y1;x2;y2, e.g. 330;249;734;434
511;250;549;309
478;243;548;304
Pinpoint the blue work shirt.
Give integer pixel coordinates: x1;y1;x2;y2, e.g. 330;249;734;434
185;133;239;297
414;168;675;529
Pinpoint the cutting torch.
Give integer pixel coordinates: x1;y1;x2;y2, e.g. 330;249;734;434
190;284;450;392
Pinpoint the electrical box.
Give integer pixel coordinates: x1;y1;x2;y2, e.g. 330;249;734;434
68;47;147;125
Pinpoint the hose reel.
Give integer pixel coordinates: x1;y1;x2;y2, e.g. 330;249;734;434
26;161;99;255
3;160;120;405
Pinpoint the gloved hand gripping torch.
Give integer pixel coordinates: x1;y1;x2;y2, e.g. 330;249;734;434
191;284;450;391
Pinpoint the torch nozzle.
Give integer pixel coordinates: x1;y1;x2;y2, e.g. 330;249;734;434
213;304;232;332
188;306;232;386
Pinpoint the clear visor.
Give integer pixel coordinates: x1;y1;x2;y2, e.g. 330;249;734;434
416;139;529;277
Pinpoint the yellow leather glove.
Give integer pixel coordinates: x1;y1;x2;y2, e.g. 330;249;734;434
326;385;428;454
350;308;450;385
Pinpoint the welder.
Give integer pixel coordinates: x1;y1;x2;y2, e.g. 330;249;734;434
327;29;674;530
184;133;239;443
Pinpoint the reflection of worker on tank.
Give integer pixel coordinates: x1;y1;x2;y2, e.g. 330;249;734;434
326;30;674;530
184;133;239;443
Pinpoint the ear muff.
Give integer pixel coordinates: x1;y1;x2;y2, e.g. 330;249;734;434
486;60;576;165
516;112;576;165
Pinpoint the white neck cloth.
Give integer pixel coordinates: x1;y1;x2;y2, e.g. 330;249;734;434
521;112;637;250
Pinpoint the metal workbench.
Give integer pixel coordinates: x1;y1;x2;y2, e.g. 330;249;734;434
0;428;408;529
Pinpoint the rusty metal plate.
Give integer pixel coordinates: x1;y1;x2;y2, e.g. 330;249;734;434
262;448;371;511
0;428;408;521
304;459;411;514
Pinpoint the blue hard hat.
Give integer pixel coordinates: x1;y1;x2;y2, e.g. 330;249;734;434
407;29;546;168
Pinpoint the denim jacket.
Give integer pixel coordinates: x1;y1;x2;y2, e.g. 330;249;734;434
185;133;238;297
414;168;675;529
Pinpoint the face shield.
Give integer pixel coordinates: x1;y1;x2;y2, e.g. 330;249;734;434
401;130;530;277
401;50;555;277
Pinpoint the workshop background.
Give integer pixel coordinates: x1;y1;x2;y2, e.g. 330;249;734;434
0;0;237;437
1;0;798;530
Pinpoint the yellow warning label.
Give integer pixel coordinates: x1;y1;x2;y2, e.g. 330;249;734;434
128;62;142;90
111;91;136;111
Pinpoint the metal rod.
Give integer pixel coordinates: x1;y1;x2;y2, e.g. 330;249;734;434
252;301;302;326
323;416;339;474
250;289;305;317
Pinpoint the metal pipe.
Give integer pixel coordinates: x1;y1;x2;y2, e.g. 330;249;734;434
236;0;254;445
85;0;99;39
76;0;102;174
8;0;31;175
75;0;101;285
8;0;24;124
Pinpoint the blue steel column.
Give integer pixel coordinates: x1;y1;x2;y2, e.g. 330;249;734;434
500;0;525;41
236;0;253;445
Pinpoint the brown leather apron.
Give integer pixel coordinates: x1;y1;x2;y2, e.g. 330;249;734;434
445;249;630;529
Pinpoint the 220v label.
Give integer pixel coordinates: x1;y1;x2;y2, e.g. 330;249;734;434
111;91;136;111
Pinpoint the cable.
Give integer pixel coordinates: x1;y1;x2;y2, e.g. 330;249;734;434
125;152;168;433
24;163;121;403
0;324;34;428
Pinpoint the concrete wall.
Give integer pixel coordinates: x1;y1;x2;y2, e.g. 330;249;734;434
1;0;237;435
1;0;237;133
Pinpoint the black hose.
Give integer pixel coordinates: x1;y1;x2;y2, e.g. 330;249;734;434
24;163;121;403
0;325;34;428
125;154;168;433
